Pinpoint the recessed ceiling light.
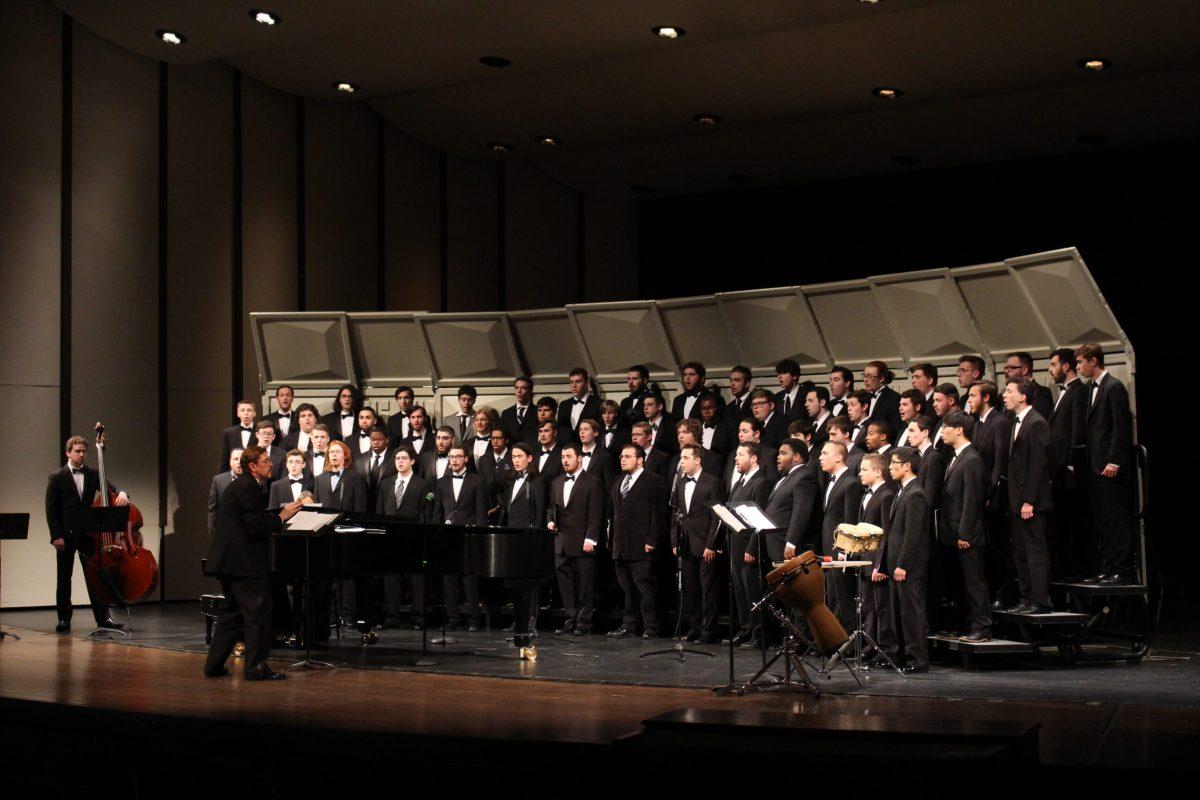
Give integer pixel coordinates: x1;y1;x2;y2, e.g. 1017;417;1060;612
1076;57;1111;72
858;0;883;5
156;29;186;45
871;86;903;99
536;136;560;147
479;56;512;68
332;82;358;94
892;155;922;166
487;142;513;154
692;113;723;125
652;26;686;39
729;174;756;184
250;9;280;26
630;185;656;195
1076;133;1110;147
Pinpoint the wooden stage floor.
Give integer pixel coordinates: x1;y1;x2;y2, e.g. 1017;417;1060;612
2;621;1199;787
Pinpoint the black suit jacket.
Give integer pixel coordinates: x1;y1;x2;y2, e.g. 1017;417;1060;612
758;413;789;449
475;448;514;493
725;393;754;422
556;395;603;441
755;465;819;560
385;411;410;448
499;473;545;529
916;445;945;512
549;471;605;557
667;448;724;481
672;388;722;421
218;425;256;471
600;425;630;464
355;447;397;510
314;469;369;513
418;449;454;484
268;409;296;440
401;427;435;457
1084;372;1134;474
580;446;615;507
723;446;779;486
281;427;314;455
820;467;863;555
856;483;896;570
1025;381;1054;424
721;469;771;554
701;418;738;459
1049;379;1088;479
869;386;903;441
939;446;987;546
610;470;666;561
810;413;832;450
774;387;805;422
45;464;119;542
320;410;357;442
884;482;930;576
672;471;726;557
500;404;539;446
434;472;488;527
973;409;1013;508
619;390;651;425
376;472;433;522
535;443;565;483
268;473;313;509
645;413;679;454
207;471;237;533
641;447;672;482
205;474;282;579
1007;409;1053;512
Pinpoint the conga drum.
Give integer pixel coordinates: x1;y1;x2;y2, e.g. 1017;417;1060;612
766;551;848;656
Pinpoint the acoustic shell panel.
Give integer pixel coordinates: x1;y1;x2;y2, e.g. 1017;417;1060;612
1006;249;1125;352
952;263;1048;358
507;309;590;381
346;312;434;387
656;295;744;376
416;313;520;385
568;301;677;380
805;281;904;369
871;270;985;363
717;287;827;374
251;312;353;389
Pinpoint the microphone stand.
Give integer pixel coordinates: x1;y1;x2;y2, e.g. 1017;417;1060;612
713;514;742;696
643;468;712;662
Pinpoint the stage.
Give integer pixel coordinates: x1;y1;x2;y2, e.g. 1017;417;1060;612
2;603;1198;792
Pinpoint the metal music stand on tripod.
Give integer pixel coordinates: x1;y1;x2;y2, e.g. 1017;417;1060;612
281;507;340;673
79;506;134;639
0;513;30;640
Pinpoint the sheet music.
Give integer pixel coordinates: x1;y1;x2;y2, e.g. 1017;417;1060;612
286;509;336;532
712;504;747;533
732;505;779;531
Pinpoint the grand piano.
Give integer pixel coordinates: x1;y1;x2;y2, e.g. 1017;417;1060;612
269;512;554;652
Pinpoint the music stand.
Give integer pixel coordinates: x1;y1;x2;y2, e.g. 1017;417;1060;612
0;513;30;640
279;507;340;673
78;506;133;639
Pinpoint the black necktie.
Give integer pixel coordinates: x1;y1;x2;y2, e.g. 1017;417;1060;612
784;395;791;415
517;406;525;424
730;475;744;494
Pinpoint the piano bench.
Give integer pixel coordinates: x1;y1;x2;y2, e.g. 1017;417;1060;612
200;594;227;644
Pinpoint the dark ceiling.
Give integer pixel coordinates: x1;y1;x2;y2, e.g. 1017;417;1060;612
54;0;1200;196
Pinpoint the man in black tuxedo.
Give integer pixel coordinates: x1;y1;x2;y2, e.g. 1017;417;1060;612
828;417;863;477
599;400;629;462
723;443;772;646
385;385;417;447
758;439;819;564
726;417;779;485
268;385;296;440
748;388;787;449
537;396;574;446
252;419;286;479
939;411;992;642
1002;379;1053;613
500;376;539;446
725;365;754;421
864;360;903;439
907;416;952;632
377;446;433;628
699;396;737;459
895;389;927;448
909;363;938;407
208;449;243;534
547;445;605;635
433;445;487;630
671;444;726;643
816;440;863;626
268;449;313;508
305;425;332;478
631;422;670;480
46;435;129;633
1047;347;1092;578
930;384;961;455
858;453;897;659
418;426;457;484
281;403;319;454
828;366;854;418
402;406;435;456
668;419;724;478
673;361;722;421
345;407;381;459
204;446;306;680
315;441;370;628
219;399;257;471
608;443;667;638
577;419;614;504
619;364;652;425
449;385;477;443
1075;343;1136;585
956;355;986;391
805;386;833;451
641;393;677;454
883;448;931;672
846;390;873;452
534;419;565;483
321;384;361;442
967;380;1014;607
1004;351;1054;421
773;359;806;422
558;367;602;442
475;427;514;514
499;443;545;629
355;427;395;512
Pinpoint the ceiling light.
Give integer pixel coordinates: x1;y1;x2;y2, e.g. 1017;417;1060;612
692;113;723;125
479;56;512;68
652;26;686;39
487;142;513;154
892;155;921;166
858;0;882;5
156;29;186;45
1076;57;1111;72
333;82;358;94
536;136;560;147
630;185;656;195
871;86;903;99
250;9;280;26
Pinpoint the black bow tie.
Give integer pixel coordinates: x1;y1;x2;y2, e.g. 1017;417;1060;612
331;471;342;477
684;476;696;483
437;453;448;459
290;479;303;484
574;397;586;405
864;487;875;496
515;472;527;479
241;427;253;432
278;412;290;418
452;473;465;479
71;467;84;475
703;422;716;429
564;475;575;482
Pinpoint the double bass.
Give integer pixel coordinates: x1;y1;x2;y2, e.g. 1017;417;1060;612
84;422;159;606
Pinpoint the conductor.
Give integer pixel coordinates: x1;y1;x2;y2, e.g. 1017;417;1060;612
204;445;307;681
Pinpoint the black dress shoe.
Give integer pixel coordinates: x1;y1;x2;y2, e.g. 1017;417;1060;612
467;620;481;632
739;636;764;649
244;668;286;681
99;618;124;630
958;631;991;643
682;629;702;642
554;624;575;635
606;626;632;638
900;663;929;674
55;621;70;633
204;667;230;678
572;627;591;636
1027;604;1054;614
700;632;721;645
1099;573;1129;586
1080;573;1107;585
1009;602;1036;614
989;599;1007;611
641;630;659;639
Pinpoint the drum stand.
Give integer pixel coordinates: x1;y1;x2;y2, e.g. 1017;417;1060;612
823;563;903;682
736;583;819;697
